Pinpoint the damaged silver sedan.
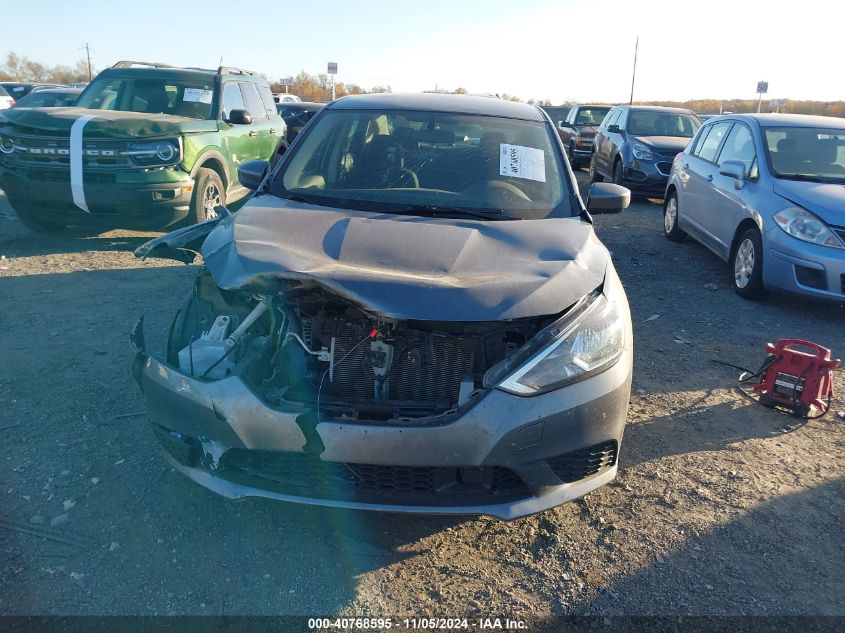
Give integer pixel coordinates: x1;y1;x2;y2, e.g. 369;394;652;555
131;94;633;519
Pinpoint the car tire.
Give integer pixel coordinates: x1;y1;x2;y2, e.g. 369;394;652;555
589;161;603;184
612;160;624;186
11;200;67;233
568;142;579;168
189;168;226;224
732;227;767;300
663;192;687;242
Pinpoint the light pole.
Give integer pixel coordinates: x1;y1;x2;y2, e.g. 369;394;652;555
629;36;639;105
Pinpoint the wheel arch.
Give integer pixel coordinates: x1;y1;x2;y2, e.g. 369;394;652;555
190;151;230;191
729;218;762;261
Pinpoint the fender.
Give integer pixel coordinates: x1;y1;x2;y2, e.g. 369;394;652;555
189;148;232;189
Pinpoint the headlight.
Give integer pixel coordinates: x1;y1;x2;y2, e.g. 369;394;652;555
773;206;844;249
125;140;181;166
0;135;15;154
494;290;625;396
631;143;654;161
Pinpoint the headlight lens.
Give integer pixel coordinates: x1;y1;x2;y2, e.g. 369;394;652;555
773;206;843;249
0;135;15;154
631;143;654;161
496;291;625;396
126;140;181;166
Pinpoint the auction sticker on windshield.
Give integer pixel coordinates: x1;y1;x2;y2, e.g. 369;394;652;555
183;88;213;104
499;144;546;182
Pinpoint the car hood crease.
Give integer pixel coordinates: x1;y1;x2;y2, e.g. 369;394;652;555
199;196;607;321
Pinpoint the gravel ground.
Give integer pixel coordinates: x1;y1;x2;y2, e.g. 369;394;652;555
0;176;843;621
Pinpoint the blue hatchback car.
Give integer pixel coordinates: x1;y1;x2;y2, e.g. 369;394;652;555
664;114;845;301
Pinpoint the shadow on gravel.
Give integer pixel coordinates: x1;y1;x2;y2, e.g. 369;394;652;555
621;397;803;472
572;475;845;616
0;230;158;258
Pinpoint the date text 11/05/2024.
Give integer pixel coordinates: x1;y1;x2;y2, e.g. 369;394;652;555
307;617;528;630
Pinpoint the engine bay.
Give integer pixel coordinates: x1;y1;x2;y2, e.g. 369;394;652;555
169;273;551;422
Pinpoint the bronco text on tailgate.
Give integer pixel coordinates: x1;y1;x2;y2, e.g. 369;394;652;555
0;61;284;232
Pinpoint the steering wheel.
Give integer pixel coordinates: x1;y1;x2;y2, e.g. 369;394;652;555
465;179;532;204
386;166;419;188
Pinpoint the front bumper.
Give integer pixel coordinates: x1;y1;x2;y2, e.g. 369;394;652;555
619;159;673;196
0;163;194;229
130;319;632;520
764;225;845;301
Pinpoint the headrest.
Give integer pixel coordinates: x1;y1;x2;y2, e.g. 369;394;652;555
776;138;796;152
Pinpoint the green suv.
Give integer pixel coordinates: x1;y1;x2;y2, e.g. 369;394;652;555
0;61;285;232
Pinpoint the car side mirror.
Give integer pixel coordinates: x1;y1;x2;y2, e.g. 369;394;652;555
586;182;630;214
228;109;252;125
607;124;622;134
238;159;268;190
719;159;746;186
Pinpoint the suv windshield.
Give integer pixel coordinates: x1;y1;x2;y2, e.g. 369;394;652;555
271;108;571;219
575;107;610;126
75;75;215;119
628;111;700;137
764;126;845;182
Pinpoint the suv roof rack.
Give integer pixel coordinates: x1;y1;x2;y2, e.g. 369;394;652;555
111;61;177;69
217;66;258;77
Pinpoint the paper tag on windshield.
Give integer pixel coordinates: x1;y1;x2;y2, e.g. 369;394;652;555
183;88;213;104
499;144;546;182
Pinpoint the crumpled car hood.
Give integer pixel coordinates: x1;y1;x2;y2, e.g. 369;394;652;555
198;195;608;322
0;107;217;138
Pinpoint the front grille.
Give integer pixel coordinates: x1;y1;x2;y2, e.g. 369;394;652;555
15;167;116;185
1;134;134;169
547;441;618;483
218;449;530;506
656;162;673;176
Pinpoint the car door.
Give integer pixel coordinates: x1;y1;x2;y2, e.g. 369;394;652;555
703;122;760;259
679;120;732;252
594;109;620;176
559;108;576;147
238;82;276;162
220;81;255;174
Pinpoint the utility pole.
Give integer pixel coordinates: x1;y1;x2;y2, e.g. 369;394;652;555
629;36;639;105
85;43;93;81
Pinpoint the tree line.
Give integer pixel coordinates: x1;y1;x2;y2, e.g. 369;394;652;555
0;53;92;84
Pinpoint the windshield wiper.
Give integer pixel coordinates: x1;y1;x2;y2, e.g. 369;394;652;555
402;204;520;221
778;173;845;183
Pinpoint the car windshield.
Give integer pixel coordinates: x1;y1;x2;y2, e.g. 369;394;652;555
627;111;700;137
763;126;845;182
75;75;215;119
575;107;610;126
271;108;571;219
16;90;80;108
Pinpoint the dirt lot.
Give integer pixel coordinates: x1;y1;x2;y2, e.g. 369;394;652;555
1;175;843;623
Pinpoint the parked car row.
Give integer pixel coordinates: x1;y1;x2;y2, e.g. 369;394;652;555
0;82;83;109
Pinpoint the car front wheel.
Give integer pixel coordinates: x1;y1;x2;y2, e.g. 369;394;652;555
732;227;767;299
663;193;687;242
189;168;226;224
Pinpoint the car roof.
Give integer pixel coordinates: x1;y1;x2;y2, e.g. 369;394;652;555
623;105;697;114
328;93;546;121
720;113;845;129
30;87;83;94
98;65;269;85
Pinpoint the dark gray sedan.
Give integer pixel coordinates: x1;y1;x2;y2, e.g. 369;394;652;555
130;93;633;519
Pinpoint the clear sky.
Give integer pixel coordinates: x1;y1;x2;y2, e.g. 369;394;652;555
3;0;841;103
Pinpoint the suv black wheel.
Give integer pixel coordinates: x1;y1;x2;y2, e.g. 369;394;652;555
11;200;67;233
663;192;687;242
732;227;767;299
189;168;225;224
